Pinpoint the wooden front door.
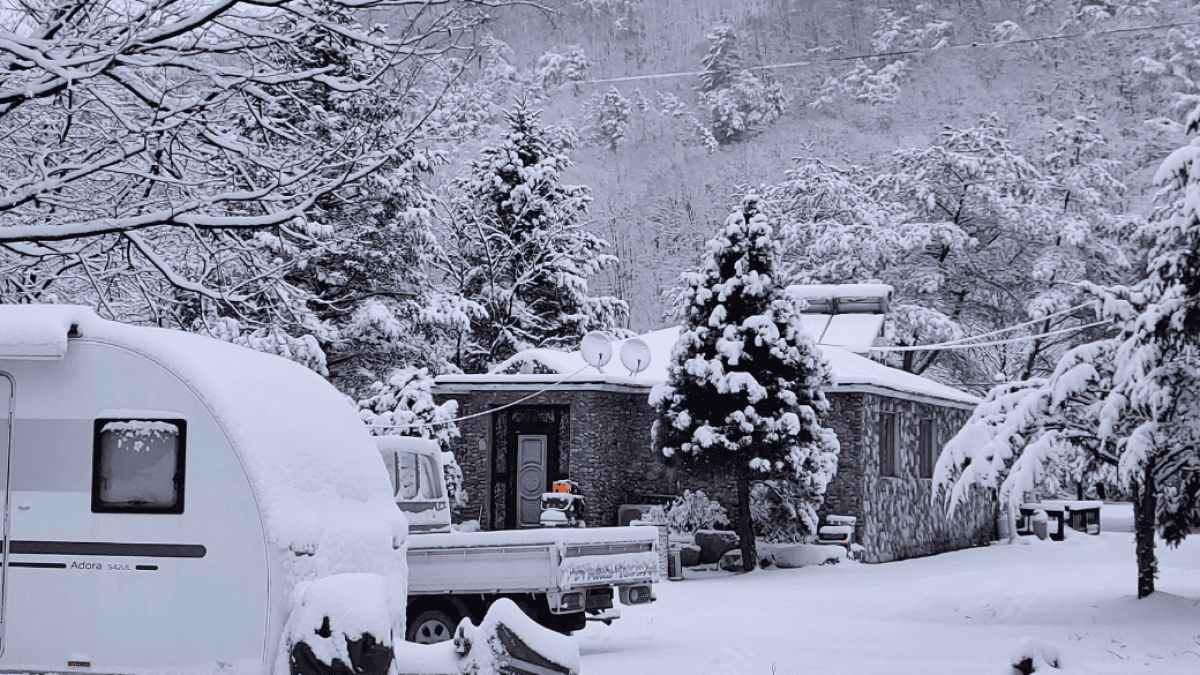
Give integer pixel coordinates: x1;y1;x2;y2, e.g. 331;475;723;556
516;435;547;528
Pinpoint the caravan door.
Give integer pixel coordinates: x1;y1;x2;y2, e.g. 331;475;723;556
0;373;11;658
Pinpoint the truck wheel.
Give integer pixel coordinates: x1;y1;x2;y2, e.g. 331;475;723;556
407;608;457;644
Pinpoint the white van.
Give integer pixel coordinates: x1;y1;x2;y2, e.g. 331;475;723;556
0;306;407;675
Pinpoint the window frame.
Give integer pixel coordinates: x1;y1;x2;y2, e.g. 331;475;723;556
917;417;936;480
878;411;899;478
91;418;187;514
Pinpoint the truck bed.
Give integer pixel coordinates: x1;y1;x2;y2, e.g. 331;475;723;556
406;526;659;595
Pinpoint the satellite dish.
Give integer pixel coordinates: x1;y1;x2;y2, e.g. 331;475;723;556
620;338;652;376
580;331;613;370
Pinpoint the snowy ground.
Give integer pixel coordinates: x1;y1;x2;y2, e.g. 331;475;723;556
574;506;1200;674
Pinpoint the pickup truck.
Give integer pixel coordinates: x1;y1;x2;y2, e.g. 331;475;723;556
375;436;660;644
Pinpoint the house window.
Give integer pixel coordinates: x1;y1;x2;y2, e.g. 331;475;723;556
918;418;936;479
878;412;899;478
92;419;186;514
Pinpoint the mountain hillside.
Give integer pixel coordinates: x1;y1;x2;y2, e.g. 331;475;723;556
463;0;1193;331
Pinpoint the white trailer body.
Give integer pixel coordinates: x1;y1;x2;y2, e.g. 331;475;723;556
0;307;407;675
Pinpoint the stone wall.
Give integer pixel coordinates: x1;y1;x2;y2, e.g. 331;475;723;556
832;393;997;563
436;384;995;564
435;387;668;529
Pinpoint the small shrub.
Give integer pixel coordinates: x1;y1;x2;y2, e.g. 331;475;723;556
662;490;729;534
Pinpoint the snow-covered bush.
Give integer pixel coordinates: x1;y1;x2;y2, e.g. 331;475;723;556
358;367;468;507
661;491;729;535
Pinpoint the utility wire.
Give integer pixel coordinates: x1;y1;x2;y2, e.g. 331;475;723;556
869;320;1110;353
365;365;591;431
583;18;1200;85
895;302;1097;350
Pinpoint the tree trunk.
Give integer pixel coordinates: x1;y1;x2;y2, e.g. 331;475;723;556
1131;461;1158;599
736;471;757;572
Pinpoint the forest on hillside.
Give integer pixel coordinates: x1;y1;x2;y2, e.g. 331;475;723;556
2;0;1198;394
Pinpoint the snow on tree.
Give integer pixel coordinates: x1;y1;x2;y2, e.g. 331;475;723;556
582;86;632;151
536;45;590;91
935;108;1200;598
812;8;952;109
651;195;840;572
0;1;492;348
771;115;1136;386
696;24;789;145
434;99;627;373
358;367;468;508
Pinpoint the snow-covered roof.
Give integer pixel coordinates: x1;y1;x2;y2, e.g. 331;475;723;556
437;326;979;408
785;283;893;314
806;313;887;353
786;284;892;353
0;305;405;581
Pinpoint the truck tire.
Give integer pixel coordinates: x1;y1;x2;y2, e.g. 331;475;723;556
407;608;458;644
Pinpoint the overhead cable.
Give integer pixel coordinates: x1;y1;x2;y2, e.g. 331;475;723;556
365;364;590;431
869;320;1111;353
583;18;1200;85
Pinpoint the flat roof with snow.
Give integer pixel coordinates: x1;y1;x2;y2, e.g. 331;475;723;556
436;326;979;409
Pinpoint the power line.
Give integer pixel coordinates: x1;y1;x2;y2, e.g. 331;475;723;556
365;364;591;432
869;320;1110;353
895;302;1097;350
583;18;1200;85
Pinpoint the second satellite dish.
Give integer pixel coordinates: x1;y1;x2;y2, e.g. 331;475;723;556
620;338;651;376
580;331;613;369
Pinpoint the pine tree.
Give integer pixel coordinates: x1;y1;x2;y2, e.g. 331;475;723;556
698;24;743;93
436;100;627;373
696;24;789;146
587;86;632;151
652;195;840;572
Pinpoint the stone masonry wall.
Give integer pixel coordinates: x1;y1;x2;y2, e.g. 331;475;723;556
852;393;996;563
434;387;666;530
817;393;868;535
436;385;995;563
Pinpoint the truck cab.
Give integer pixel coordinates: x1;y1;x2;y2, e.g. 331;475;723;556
375;436;451;534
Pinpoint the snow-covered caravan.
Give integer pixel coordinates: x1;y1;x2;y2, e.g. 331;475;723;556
0;306;406;675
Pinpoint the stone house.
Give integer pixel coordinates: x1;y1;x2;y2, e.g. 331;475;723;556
432;288;997;563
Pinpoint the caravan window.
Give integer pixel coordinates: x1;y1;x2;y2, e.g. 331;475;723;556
92;419;186;514
395;451;443;501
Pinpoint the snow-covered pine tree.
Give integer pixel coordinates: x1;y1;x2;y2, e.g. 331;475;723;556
652;195;840;572
698;24;743;94
696;23;789;145
435;100;628;373
935;106;1200;598
585;86;632;151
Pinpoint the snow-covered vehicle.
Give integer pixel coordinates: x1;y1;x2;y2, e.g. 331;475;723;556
0;306;582;675
376;437;660;643
0;306;406;675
